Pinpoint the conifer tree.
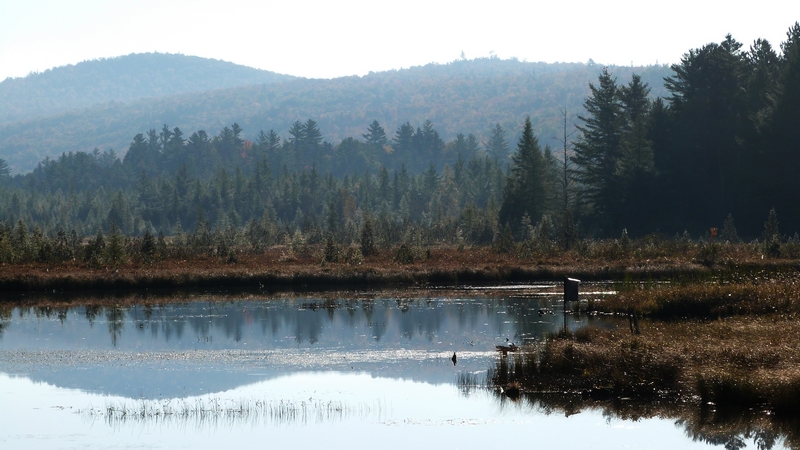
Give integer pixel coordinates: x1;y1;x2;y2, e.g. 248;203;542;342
717;213;736;243
499;116;548;235
104;221;127;265
763;208;781;257
0;158;10;179
572;68;623;230
140;229;156;261
86;228;105;266
485;124;509;164
363;120;388;148
360;214;377;257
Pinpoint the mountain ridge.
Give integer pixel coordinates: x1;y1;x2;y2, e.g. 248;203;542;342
0;52;297;125
0;55;672;173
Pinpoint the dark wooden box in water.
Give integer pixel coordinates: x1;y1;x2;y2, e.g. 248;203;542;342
564;277;580;303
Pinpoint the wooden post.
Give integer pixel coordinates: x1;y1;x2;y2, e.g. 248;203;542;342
564;277;580;333
628;307;641;335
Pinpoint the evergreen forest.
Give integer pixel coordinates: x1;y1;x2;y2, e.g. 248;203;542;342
0;56;671;173
0;24;799;265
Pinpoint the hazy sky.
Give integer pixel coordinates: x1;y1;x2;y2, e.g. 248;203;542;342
1;0;798;80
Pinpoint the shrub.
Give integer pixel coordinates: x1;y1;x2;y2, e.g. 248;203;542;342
324;235;340;263
360;216;377;257
394;244;415;264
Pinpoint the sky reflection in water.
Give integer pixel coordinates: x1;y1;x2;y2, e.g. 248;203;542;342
0;287;785;449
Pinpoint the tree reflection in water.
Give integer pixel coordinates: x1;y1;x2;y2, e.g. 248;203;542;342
106;307;124;348
473;352;796;450
0;305;11;338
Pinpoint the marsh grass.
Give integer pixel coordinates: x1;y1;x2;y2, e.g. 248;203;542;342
1;239;789;297
489;316;800;416
481;331;800;448
89;396;371;427
471;264;800;421
457;371;489;396
596;267;800;320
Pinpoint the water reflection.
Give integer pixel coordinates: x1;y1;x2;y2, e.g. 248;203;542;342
4;372;738;450
1;294;609;351
479;352;795;450
0;286;793;449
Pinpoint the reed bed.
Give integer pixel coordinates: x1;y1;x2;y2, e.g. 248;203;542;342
595;267;800;320
0;243;764;297
86;396;372;427
490;316;800;416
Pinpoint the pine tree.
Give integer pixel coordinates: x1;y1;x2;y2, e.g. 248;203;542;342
363;120;388;148
360;214;377;257
0;158;10;179
499;116;548;235
288;121;306;163
485;124;509;164
86;228;105;266
303;119;323;164
13;220;29;260
392;123;415;169
324;233;339;262
663;36;748;228
763;208;781;257
720;213;739;243
572;68;624;231
765;23;800;228
140;229;156;261
104;221;127;265
616;74;655;231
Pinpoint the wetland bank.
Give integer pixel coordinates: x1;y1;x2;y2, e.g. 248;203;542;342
3;260;800;449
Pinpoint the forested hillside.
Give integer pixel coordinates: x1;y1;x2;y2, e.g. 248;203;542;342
0;53;296;125
0;57;671;173
1;24;799;261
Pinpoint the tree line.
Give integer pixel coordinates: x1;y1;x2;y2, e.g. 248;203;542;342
502;24;800;240
0;24;799;261
0;116;508;252
565;26;800;238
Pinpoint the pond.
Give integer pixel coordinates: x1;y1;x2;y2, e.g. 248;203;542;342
0;283;790;449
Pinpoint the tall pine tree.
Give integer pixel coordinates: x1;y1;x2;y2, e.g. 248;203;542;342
572;68;623;233
499;116;548;234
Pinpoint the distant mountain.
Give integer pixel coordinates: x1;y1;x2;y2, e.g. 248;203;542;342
0;57;672;173
0;53;297;124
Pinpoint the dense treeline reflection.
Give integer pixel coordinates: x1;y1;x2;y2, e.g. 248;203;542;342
479;357;796;450
0;295;603;349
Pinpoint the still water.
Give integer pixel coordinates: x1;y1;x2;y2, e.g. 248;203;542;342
0;284;789;449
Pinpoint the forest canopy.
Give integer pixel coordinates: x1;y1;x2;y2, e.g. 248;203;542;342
0;57;671;173
0;24;799;254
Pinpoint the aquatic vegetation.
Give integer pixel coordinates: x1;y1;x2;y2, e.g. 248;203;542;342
595;267;800;320
487;315;800;418
89;397;372;427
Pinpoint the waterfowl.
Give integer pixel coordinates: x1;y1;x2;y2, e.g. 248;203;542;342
495;339;519;356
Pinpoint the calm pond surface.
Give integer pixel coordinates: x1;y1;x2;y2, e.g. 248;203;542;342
0;283;790;449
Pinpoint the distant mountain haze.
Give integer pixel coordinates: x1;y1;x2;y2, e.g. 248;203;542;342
0;54;670;173
0;53;296;125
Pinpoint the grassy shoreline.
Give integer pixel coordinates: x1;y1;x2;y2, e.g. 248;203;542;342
488;266;800;419
0;244;750;297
